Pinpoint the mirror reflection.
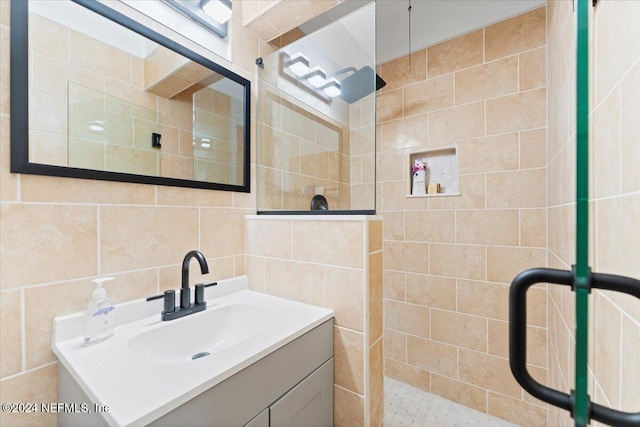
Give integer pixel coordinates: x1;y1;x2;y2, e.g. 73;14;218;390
17;0;249;190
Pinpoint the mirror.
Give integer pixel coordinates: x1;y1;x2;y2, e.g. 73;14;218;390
10;0;250;192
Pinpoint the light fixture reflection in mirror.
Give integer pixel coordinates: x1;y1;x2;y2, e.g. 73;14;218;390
11;0;250;193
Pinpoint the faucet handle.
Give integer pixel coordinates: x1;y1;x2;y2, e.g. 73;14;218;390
146;290;175;314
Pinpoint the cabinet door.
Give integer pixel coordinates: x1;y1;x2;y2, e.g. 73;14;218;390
269;358;333;427
244;408;269;427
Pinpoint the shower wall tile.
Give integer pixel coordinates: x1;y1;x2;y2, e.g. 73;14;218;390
428;101;485;144
403;74;454;116
384;329;407;362
430;374;488;413
454;56;518;105
0;290;21;378
485;7;546;62
487;393;547;427
379;49;427;92
385;300;430;339
405;274;456;311
377;88;403;122
486;88;547;134
407;335;458;378
430;244;486;280
385;358;431;392
455;209;519;246
431;309;487;352
427;30;483;77
325;266;365;331
334;386;365;427
519;128;547;169
369;338;384;427
334;326;365;394
457;133;519;174
519;47;547;91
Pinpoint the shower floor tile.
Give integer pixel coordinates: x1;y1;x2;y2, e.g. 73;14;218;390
384;377;520;427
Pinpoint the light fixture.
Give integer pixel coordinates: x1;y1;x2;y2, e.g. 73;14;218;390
201;0;232;24
162;0;230;39
321;78;341;98
305;67;327;88
287;53;310;77
200;138;211;148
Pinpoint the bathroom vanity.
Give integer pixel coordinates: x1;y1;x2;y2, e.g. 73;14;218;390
52;276;334;427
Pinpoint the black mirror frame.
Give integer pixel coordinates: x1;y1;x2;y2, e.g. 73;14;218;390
10;0;251;193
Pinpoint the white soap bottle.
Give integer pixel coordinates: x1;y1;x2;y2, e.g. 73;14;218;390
83;277;116;345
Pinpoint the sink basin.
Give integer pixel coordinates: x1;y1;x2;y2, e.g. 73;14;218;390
52;276;334;427
128;303;277;363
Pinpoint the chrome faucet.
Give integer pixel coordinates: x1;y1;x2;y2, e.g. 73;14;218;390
146;250;216;321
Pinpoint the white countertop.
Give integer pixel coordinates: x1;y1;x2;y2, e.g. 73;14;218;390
52;276;334;427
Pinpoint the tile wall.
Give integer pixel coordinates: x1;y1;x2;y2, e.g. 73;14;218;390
546;0;640;425
245;216;384;427
0;1;266;425
376;7;549;426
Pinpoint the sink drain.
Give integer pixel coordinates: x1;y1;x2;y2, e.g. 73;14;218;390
192;352;211;360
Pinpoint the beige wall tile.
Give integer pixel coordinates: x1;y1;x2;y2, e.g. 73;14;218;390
380;115;428;152
521;208;547;248
593;293;622;408
245;218;291;258
432;309;487;352
377;88;403;122
0;26;8;116
369;220;382;252
382;211;404;241
200;208;246;259
0;290;21;378
458;280;509;321
596;195;640;284
156;186;233;207
429;174;486;210
384;329;407;362
385;358;431;392
407;335;458;378
369;338;384;427
428;30;483;77
485;7;546;61
459;349;521;398
245;256;265;292
430;244;486;280
455;56;518;105
384;270;406;301
291;221;363;268
406;274;456;311
520;47;547;91
456;209;519;246
100;206;198;273
486;169;546;208
403;74;454;116
486;88;546;134
385;300;430;339
369;252;383;345
334;326;364;394
334;385;364;427
384;241;429;274
28;13;70;63
431;374;487;413
0;364;57;426
593;88;621;198
325;266;364;332
428;102;485;144
264;258;324;306
621;61;640;193
381;181;430;212
380;49;426;92
404;210;455;243
377;150;405;182
520;128;547;169
458;133;519;174
70;30;131;84
487;246;547;284
488;320;547;368
0;116;18;201
487;393;547;427
594;0;640;105
0;204;97;289
621;316;640;411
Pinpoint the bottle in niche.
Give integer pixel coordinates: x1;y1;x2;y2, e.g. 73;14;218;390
411;160;427;195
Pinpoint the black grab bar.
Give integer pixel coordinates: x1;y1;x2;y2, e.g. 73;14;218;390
509;267;640;426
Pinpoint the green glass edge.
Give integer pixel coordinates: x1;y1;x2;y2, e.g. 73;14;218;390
574;0;590;425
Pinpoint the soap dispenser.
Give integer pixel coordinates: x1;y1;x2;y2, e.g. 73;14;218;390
83;277;116;345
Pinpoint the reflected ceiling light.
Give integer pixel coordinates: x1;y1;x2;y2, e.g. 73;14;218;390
321;79;341;98
201;0;232;24
287;53;310;77
89;120;104;132
162;0;230;39
305;67;327;88
201;137;211;148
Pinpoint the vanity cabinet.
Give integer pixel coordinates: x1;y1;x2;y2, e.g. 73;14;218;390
59;319;333;427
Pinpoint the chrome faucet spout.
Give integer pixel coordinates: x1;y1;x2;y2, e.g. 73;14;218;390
182;250;209;290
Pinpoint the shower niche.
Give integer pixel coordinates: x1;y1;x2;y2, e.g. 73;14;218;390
256;2;379;214
406;146;460;197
